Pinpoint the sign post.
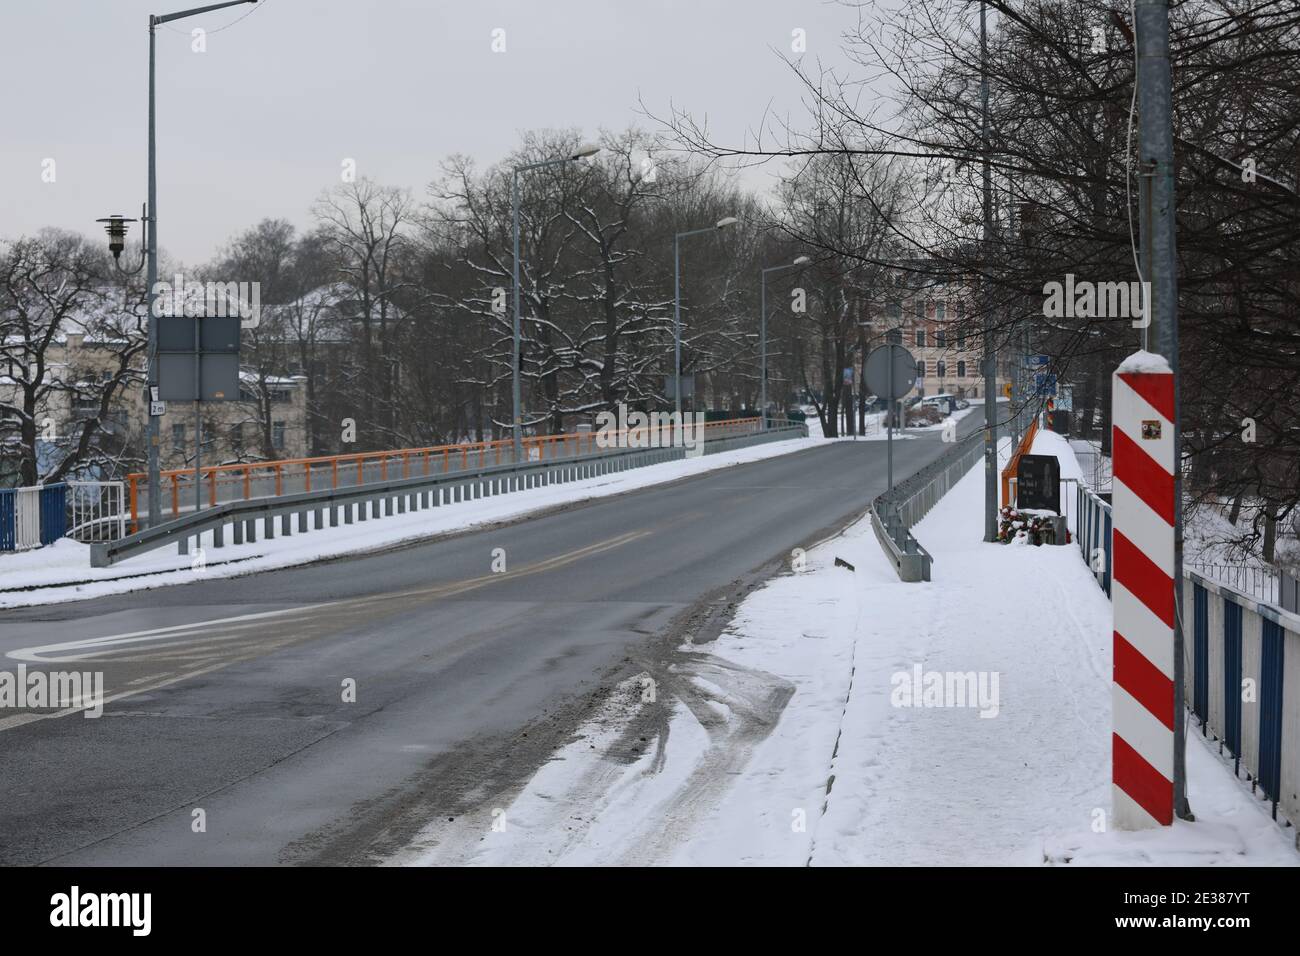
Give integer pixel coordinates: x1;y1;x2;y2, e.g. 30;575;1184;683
159;314;241;524
865;344;917;493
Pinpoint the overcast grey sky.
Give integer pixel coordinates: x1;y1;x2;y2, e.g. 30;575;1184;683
2;0;877;266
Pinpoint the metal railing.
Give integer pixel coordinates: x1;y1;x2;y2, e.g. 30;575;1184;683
0;484;67;552
1184;570;1300;831
870;404;1034;582
1186;561;1281;605
1076;483;1113;597
65;481;127;543
871;430;984;582
93;422;807;568
126;416;764;531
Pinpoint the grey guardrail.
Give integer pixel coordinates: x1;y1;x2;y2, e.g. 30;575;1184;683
91;423;807;567
870;405;1033;582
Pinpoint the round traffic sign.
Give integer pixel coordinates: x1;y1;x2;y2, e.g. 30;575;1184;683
864;344;918;400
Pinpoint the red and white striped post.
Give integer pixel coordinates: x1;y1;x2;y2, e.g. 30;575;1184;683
1111;351;1176;828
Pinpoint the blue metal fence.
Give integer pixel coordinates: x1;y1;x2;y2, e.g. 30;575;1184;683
0;489;14;551
1259;618;1286;817
0;483;68;552
1223;600;1242;776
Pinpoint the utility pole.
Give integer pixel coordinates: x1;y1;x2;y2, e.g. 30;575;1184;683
1135;0;1190;820
980;1;998;542
146;17;160;528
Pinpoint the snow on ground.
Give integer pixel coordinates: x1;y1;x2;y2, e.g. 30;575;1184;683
431;436;1299;866
800;405;974;442
0;436;822;609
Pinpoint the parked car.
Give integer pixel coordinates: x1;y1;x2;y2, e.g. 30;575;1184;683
920;394;956;415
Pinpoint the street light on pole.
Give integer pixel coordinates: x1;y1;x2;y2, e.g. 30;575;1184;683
760;255;810;427
673;217;737;423
98;0;258;529
511;143;600;463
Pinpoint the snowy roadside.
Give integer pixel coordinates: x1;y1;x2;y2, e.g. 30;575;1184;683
0;436;822;609
800;405;975;442
424;437;1299;866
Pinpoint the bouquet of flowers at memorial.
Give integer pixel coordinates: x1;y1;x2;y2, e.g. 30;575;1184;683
997;505;1055;545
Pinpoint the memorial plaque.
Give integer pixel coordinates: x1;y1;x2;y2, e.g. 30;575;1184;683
1016;453;1061;513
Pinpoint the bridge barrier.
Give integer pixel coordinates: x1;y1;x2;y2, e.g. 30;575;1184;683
125;416;765;532
0;484;67;551
871;404;1034;582
92;422;807;568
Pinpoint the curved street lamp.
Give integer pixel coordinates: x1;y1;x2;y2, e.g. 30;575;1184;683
97;0;259;529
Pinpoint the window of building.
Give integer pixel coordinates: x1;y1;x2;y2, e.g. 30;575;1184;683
935;302;946;322
937;360;947;378
958;360;967;377
888;301;902;321
171;423;185;445
916;328;926;347
958;331;966;350
916;360;926;380
272;421;286;451
915;299;926;319
936;329;946;348
887;327;902;344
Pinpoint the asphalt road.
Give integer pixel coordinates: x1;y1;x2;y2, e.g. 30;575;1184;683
0;413;984;865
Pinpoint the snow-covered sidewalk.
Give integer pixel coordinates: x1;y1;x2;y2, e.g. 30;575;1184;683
0;436;821;610
426;439;1299;866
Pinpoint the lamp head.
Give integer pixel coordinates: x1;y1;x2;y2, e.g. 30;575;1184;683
95;215;136;260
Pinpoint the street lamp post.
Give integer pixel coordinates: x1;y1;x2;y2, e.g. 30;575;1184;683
511;144;600;463
99;0;257;529
673;217;738;423
759;255;810;426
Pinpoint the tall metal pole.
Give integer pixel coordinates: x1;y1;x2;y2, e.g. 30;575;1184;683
146;18;161;528
673;234;682;424
980;0;999;541
1135;0;1189;820
887;345;894;493
511;170;523;463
